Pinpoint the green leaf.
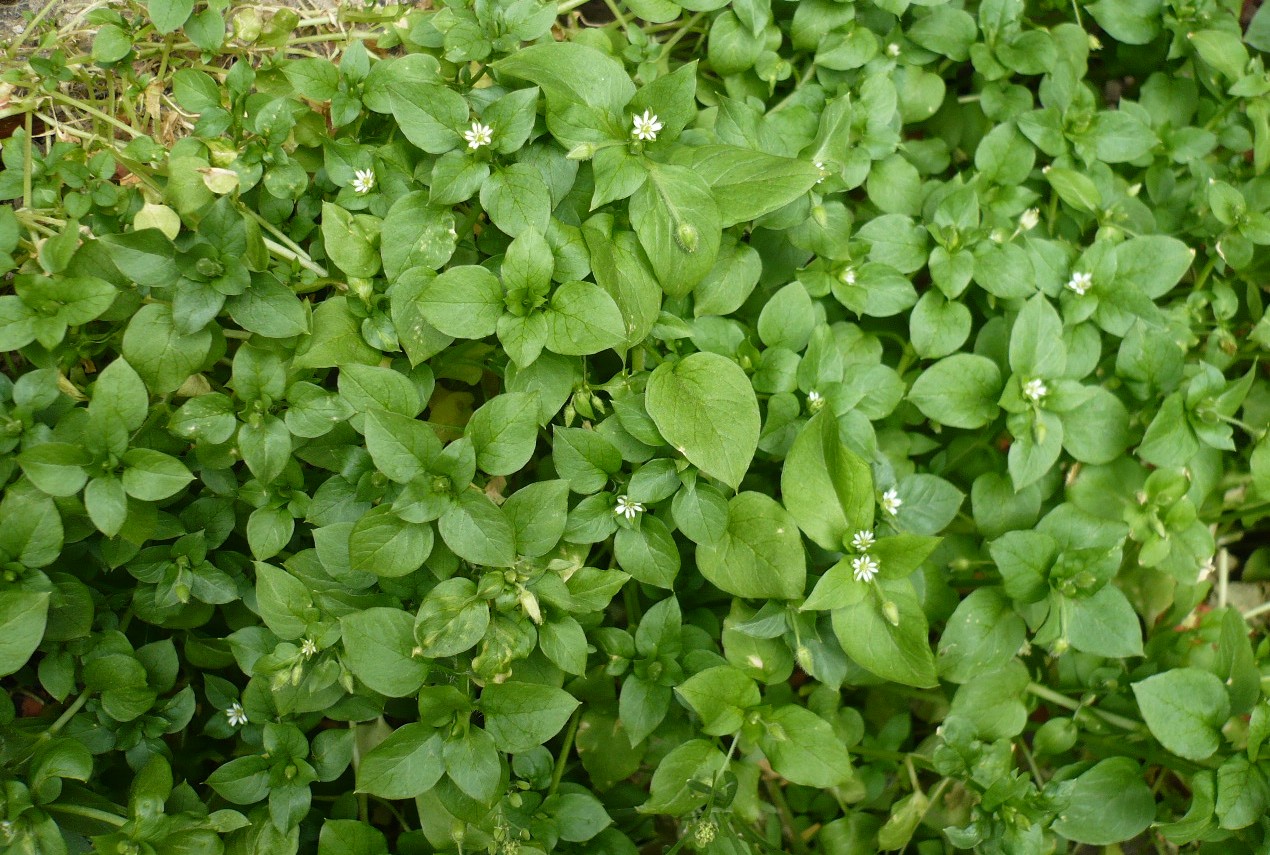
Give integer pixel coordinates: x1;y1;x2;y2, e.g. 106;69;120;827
254;562;312;640
19;443;90;497
758;705;853;787
294;296;380;370
340;608;427;697
614;515;680;588
1132;669;1229;761
937;588;1027;683
697;492;805;599
438;491;516;568
467;392;541;476
356;724;445;799
503;480;569;558
642;740;727;816
444;726;501;804
831;579;938;688
122;304;213;394
1064;585;1143;659
630;164;722;296
380;192;457;282
552;427;622;494
349;505;432;578
493;42;635;113
908;354;1002;429
1050;757;1155;845
681;145;821;227
781;411;874;551
321;203;380;278
120;449;193;501
148;0;194;33
419;266;504;340
0;591;50;677
545;281;627;356
1008;294;1066;378
481;163;552;237
645;352;759;490
414;578;490;658
675;665;760;736
480;682;579;754
389;84;467;153
0;489;62;568
89;357;148;438
544;792;612;843
318;821;389;855
1086;0;1162;44
1216;755;1270;830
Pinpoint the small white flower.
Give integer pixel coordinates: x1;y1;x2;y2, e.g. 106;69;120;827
631;109;663;142
886;43;901;57
301;638;318;658
881;488;902;516
814;160;828;184
852;554;880;582
1019;208;1040;231
1065;271;1093;296
851;530;875;552
613;495;644;521
464;121;493;149
839;266;857;286
351;168;375;195
1023;378;1049;402
807;389;825;413
226;702;248;727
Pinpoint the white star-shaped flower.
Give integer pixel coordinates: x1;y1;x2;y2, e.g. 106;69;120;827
886;42;901;57
881;488;902;516
851;530;875;552
1023;378;1048;402
351;168;375;195
839;267;857;286
814;160;828;183
852;554;880;582
464;121;493;150
631;110;662;142
614;494;644;521
1020;208;1040;231
1065;271;1092;296
301;638;318;658
226;702;248;727
807;389;824;413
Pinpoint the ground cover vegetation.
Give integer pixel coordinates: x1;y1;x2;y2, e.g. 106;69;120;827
1;0;1269;851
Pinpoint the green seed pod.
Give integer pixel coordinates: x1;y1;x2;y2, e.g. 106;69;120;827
1033;717;1079;755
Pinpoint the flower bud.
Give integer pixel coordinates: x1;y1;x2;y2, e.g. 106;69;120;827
675;222;699;253
882;600;901;626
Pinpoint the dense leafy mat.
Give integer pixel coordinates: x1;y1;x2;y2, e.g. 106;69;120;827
2;0;1270;852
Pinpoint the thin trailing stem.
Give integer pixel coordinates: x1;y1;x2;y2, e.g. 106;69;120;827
1026;682;1144;733
549;708;582;796
44;803;127;827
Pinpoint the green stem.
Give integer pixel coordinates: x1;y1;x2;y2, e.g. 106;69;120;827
22;110;33;210
44;803;127;827
658;12;705;59
46;691;91;737
6;0;60;58
549;709;581;796
1026;682;1143;732
47;91;143;140
557;0;592;14
762;777;809;855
